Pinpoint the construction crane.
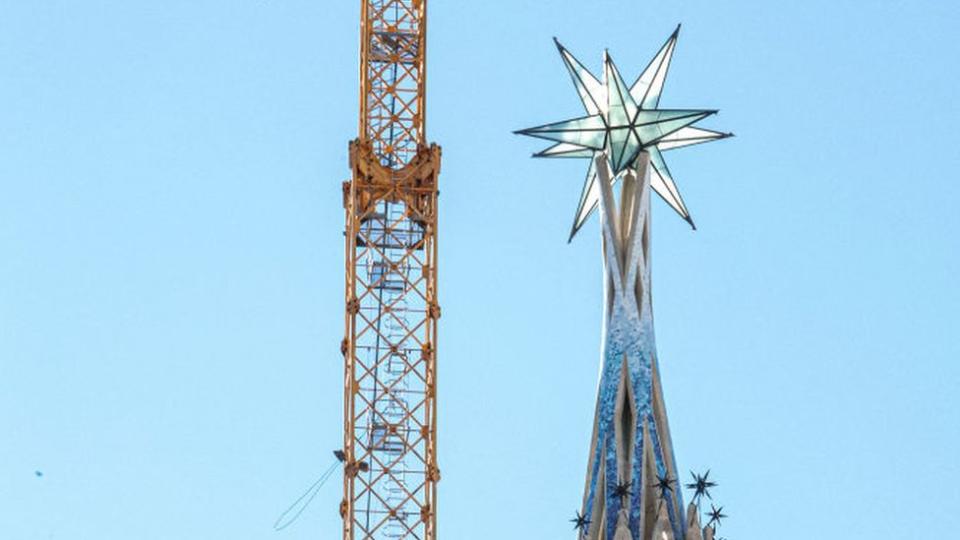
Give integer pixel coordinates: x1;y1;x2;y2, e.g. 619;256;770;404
341;1;440;539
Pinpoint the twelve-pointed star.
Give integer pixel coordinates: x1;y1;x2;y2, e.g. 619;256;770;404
707;504;727;528
515;26;731;241
685;469;718;502
570;511;590;532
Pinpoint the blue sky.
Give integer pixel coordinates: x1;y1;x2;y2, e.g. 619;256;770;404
1;1;959;539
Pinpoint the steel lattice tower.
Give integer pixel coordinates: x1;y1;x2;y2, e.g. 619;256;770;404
341;1;441;539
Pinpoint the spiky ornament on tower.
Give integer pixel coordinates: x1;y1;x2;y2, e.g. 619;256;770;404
518;27;731;540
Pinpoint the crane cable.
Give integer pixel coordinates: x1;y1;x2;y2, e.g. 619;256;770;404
273;458;340;532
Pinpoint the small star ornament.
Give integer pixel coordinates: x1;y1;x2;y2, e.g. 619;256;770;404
516;26;731;241
685;469;718;502
570;510;591;532
707;504;727;528
613;480;633;502
654;473;675;500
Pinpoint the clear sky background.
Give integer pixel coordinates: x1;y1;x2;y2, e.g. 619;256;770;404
1;1;958;539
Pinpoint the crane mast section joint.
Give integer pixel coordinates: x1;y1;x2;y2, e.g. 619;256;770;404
347;140;442;228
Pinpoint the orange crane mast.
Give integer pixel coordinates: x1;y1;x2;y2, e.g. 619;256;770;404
341;1;441;539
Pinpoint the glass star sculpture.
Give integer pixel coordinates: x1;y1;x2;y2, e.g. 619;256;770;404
516;26;732;240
